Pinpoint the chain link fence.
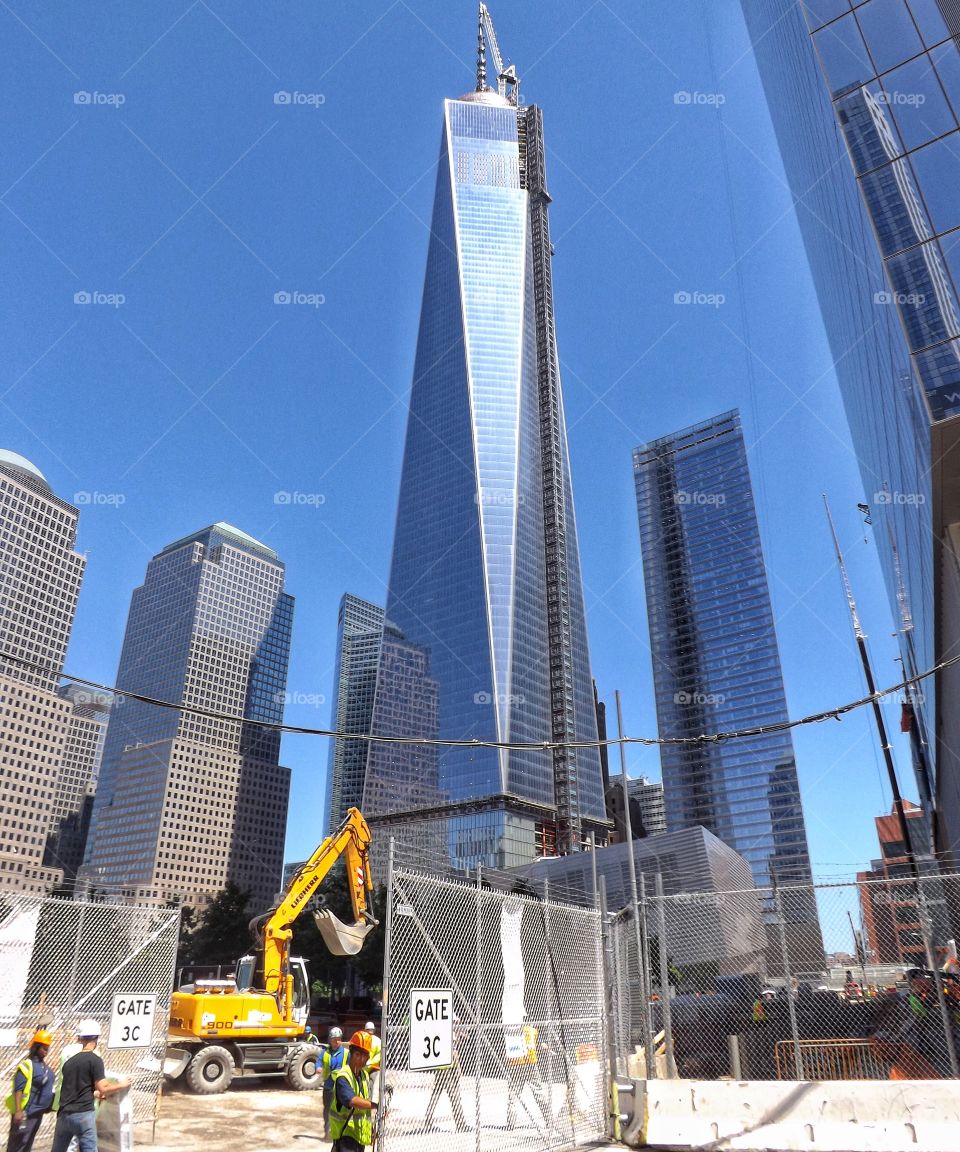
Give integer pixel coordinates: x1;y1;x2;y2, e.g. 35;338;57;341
610;871;960;1083
379;857;608;1152
0;891;180;1148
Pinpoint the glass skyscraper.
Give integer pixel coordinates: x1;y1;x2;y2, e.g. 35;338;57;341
324;593;384;834
741;0;960;864
81;523;294;910
634;411;823;971
363;17;607;869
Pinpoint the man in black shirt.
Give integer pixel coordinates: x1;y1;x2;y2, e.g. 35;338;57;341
51;1020;129;1152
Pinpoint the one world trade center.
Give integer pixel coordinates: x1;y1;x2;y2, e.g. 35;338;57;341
363;7;608;869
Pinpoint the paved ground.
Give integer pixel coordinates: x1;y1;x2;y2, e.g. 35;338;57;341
149;1078;328;1152
145;1070;606;1152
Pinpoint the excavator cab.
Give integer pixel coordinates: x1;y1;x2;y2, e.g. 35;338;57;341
314;908;377;957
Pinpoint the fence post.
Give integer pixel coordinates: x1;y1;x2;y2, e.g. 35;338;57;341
916;878;960;1078
638;874;655;1079
64;901;88;1024
772;881;801;1077
598;876;619;1140
544;876;554;1151
654;873;675;1078
475;862;483;1151
379;837;396;1110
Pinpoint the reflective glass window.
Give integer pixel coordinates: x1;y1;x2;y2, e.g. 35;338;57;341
814;12;875;90
856;0;924;74
885;239;960;348
857;155;931;255
883;56;955;149
931;39;960;120
910;132;960;233
803;0;851;27
907;0;951;46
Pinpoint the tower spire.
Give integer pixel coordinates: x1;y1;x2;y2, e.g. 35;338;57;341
476;4;487;91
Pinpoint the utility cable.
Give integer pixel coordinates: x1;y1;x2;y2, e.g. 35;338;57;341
2;647;957;751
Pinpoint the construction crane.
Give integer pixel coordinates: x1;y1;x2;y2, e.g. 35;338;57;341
478;3;519;105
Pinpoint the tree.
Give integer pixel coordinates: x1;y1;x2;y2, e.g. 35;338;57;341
183;882;253;967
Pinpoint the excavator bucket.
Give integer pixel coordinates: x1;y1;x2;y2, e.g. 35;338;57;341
314;909;377;957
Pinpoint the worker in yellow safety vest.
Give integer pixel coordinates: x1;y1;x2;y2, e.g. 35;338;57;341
329;1031;378;1152
363;1022;381;1086
5;1030;55;1152
506;1020;551;1129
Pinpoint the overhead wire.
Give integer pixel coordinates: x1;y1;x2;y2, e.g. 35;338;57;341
3;646;958;751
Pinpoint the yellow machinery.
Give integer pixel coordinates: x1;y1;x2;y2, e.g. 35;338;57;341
165;808;376;1093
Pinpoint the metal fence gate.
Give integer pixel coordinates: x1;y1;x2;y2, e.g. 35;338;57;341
0;891;180;1149
380;861;608;1152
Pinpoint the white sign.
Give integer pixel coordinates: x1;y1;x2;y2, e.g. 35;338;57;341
408;988;453;1070
107;993;156;1049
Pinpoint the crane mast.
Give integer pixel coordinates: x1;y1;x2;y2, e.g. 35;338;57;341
478;3;519;105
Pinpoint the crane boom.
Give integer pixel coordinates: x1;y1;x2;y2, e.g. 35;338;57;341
255;807;376;1017
478;3;519;104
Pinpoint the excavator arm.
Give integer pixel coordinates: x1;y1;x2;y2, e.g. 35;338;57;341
257;808;377;1018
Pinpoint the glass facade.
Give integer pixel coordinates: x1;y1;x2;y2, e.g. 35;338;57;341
82;522;294;909
324;593;385;834
742;0;960;859
364;86;607;870
634;412;823;970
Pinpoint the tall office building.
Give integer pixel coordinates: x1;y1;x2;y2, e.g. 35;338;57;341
43;683;112;882
740;1;960;863
0;451;86;893
324;594;384;833
609;773;667;838
634;411;823;971
81;523;294;910
364;10;608;868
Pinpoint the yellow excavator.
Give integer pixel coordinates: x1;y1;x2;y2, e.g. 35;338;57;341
165;808;377;1094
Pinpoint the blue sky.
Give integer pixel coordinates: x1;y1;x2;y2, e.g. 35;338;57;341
2;1;914;889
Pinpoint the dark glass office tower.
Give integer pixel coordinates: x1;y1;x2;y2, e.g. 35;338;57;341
324;594;384;834
634;411;823;971
81;523;294;910
364;11;607;869
741;0;960;864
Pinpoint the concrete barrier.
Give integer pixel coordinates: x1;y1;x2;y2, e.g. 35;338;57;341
621;1076;960;1151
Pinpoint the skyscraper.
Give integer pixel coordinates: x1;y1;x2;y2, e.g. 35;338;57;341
81;523;294;910
0;450;86;893
740;1;960;863
363;9;608;868
634;411;823;970
43;683;112;883
324;593;384;833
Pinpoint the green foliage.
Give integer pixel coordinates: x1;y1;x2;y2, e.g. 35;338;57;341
178;882;252;968
289;864;386;999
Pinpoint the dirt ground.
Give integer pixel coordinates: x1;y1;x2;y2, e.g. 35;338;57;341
147;1078;329;1152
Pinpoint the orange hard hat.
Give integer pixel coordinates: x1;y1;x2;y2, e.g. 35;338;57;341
31;1030;53;1047
349;1030;374;1054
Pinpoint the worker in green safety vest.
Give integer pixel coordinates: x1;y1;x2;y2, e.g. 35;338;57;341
329;1030;378;1152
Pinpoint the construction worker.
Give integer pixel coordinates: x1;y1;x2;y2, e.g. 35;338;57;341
329;1031;378;1152
425;1018;468;1133
321;1027;346;1140
363;1021;381;1086
5;1030;55;1152
50;1019;129;1152
506;1019;551;1130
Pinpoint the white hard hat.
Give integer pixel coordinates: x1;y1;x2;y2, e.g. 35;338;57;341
329;1027;343;1039
76;1018;101;1039
364;1021;376;1032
